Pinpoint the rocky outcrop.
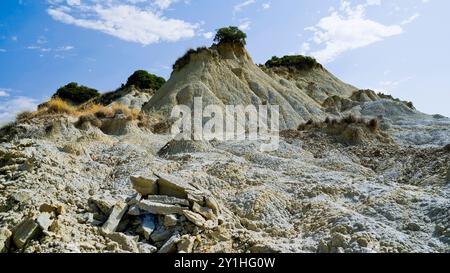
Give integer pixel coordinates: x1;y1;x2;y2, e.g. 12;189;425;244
87;173;227;253
92;86;154;110
143;43;329;129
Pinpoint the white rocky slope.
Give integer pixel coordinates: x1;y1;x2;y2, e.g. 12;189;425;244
0;113;448;253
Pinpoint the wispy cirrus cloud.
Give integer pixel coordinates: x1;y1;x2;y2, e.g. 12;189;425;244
46;0;198;46
302;0;406;63
234;0;257;13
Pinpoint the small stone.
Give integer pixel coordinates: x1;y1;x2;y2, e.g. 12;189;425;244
164;214;178;227
79;213;94;224
210;227;231;241
0;228;12;253
356;237;369;247
187;191;205;206
104;232;139;253
330;233;350;248
128;205;141;216
137;242;157;253
36;213;53;231
158;234;181;253
11;190;32;203
39;203;57;213
406;223;421;232
205;196;220;215
138;200;186;215
102;201;128;233
56;205;66;215
39;203;65;216
146;195;190;206
126;193;142;206
12;218;41;248
150;227;172;242
88;195;117;215
138;214;156;240
183;210;206;227
130;175;158;196
204;219;218;230
177;235;195;253
192;202;216;220
249;244;280;253
155;173;194;199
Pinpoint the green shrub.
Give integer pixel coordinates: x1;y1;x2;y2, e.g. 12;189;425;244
53;82;100;105
265;55;318;70
125;70;166;90
214;26;247;46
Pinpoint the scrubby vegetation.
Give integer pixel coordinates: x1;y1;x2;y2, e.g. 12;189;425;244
299;115;380;132
173;47;216;71
214;26;247;46
377;92;415;109
14;97;165;136
265;55;319;70
297;115;387;145
52;82;100;105
125;70;166;91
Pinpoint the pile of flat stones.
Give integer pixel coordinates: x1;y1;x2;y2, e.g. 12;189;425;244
88;172;223;253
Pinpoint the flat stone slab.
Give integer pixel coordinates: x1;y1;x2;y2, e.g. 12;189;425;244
12;218;41;248
183;210;206;227
155;173;194;199
138;200;187;215
130;175;158;196
164;214;178;227
146;195;190;206
192;202;216;220
102;201;128;233
158;234;181;253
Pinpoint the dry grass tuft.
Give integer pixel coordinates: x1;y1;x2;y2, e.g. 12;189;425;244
111;103;140;120
46;98;77;115
16;98;144;130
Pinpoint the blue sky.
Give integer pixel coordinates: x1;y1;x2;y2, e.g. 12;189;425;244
1;0;449;125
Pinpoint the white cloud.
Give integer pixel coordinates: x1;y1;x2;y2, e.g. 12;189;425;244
46;0;197;46
234;0;256;13
0;90;10;97
0;96;38;126
202;32;214;39
262;2;271;9
401;13;420;25
303;0;403;63
379;76;413;91
26;44;74;53
153;0;178;10
238;19;252;31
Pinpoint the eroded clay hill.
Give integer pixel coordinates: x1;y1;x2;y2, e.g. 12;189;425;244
144;44;357;129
